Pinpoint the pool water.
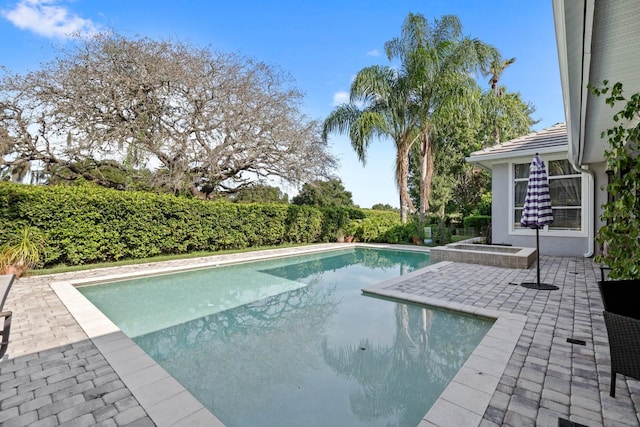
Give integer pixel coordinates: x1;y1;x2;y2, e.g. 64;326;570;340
79;248;493;427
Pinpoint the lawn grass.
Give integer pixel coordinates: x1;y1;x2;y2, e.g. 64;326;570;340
31;243;312;276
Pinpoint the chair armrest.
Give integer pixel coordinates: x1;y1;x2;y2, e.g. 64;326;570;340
0;311;10;359
0;310;12;335
600;264;612;282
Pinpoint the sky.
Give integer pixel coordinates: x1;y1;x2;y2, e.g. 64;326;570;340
0;0;565;208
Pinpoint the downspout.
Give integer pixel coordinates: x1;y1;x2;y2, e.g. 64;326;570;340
575;0;596;258
572;164;595;258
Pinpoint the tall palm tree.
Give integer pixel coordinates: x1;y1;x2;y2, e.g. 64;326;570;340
486;56;516;143
488;56;516;95
323;66;418;223
385;14;496;222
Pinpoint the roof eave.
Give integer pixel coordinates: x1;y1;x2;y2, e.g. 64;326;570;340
466;145;568;169
552;0;595;170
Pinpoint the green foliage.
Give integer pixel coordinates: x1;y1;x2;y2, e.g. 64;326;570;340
407;87;531;219
463;215;492;234
322;64;416;223
283;205;324;243
319;206;366;241
351;210;408;243
230;184;289;204
476;192;492;216
0;226;47;275
292;179;354;207
381;222;421;244
0;182;326;266
0;182;429;267
479;90;537;146
370;203;397;211
590;81;640;279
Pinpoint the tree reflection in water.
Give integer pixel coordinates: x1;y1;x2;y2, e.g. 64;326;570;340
322;301;490;427
134;281;338;422
124;248;489;427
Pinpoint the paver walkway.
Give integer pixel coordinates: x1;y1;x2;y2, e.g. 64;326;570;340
0;264;162;427
386;256;640;427
0;247;638;426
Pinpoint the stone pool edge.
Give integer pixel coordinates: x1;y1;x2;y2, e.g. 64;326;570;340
48;243;516;427
362;261;527;427
49;243;354;426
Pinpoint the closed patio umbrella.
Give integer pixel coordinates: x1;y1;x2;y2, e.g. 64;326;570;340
520;154;558;290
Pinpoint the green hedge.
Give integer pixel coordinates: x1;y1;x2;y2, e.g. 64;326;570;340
351;210;406;243
0;183;329;266
319;206;366;241
0;183;413;267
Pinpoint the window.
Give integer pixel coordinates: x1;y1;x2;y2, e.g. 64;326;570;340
513;158;582;231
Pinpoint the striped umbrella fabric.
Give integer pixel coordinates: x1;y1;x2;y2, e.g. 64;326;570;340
520;154;554;229
519;154;558;290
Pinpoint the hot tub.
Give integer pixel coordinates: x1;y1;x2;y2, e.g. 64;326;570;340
430;242;536;269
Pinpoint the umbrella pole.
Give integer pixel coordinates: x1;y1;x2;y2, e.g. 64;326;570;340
521;226;557;290
536;227;541;288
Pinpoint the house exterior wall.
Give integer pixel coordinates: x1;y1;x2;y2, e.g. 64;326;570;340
592;161;608;255
491;163;510;245
490;162;591;257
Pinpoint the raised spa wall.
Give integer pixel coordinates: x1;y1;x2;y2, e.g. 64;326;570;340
430;242;536;269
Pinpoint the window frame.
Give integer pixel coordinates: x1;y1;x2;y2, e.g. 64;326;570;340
508;154;588;237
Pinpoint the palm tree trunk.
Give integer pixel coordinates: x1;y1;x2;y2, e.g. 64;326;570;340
397;142;412;224
399;194;406;224
425;142;434;212
419;128;434;223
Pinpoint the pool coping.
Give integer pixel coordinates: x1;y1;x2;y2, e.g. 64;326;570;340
49;243;525;427
362;260;526;427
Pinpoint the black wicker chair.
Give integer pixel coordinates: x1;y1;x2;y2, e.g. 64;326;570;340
597;279;640;397
0;275;15;360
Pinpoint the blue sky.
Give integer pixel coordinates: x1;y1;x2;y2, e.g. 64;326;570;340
0;0;564;208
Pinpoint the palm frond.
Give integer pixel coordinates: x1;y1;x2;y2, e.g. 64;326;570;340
322;103;361;141
349;111;388;164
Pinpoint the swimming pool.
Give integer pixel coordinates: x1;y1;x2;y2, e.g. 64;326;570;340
77;247;493;427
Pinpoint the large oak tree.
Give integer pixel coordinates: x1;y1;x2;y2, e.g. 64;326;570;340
0;34;336;198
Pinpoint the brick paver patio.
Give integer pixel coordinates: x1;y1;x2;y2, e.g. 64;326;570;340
0;246;638;426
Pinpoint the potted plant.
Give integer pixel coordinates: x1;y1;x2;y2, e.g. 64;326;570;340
0;226;47;278
590;81;640;397
410;220;425;245
343;219;361;243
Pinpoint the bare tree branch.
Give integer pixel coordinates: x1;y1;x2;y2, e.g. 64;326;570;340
0;34;336;196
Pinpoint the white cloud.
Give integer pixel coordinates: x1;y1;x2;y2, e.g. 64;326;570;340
2;0;101;39
367;49;381;57
332;91;349;106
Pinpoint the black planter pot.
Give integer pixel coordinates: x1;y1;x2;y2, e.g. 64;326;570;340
597;279;640;397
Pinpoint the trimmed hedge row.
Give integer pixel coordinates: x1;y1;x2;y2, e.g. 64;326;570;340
0;183;335;266
0;182;491;267
351;210;406;243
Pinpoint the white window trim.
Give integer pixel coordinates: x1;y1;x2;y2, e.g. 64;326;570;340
508;154;588;238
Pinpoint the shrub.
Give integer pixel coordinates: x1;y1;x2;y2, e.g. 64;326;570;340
590;81;640;278
0;226;47;276
0;182;326;266
0;182;429;266
355;210;403;242
319;206;365;241
463;215;492;234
